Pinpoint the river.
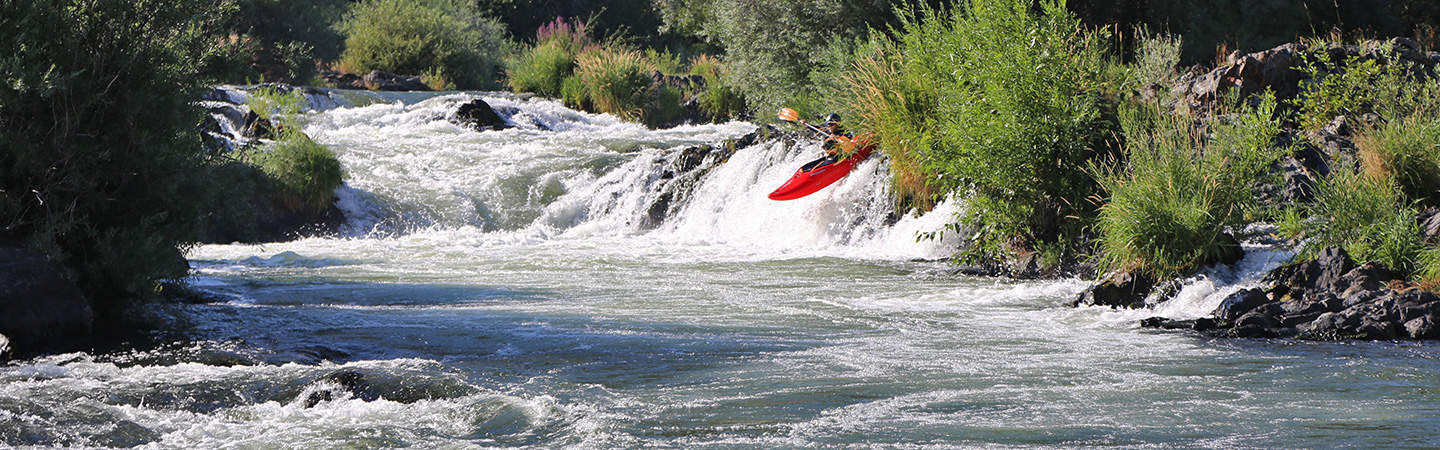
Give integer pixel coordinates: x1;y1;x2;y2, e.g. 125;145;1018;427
2;90;1438;448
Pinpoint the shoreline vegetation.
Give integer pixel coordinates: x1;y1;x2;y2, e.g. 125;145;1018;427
4;0;1440;355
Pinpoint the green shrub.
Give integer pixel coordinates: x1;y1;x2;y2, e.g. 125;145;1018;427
1129;30;1183;89
1093;95;1284;278
507;40;580;96
688;54;745;121
660;0;898;116
1355;117;1440;208
224;0;348;83
842;0;1116;259
339;0;511;90
253;132;344;213
1296;48;1412;130
575;47;654;120
0;0;234;302
1420;245;1440;290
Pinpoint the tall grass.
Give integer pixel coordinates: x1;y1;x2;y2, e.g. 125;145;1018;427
1354;116;1440;208
688;54;745;121
1093;95;1284;278
253;131;344;213
1301;168;1425;276
574;47;653;121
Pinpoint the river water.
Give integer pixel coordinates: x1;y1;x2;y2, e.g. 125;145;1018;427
3;90;1439;448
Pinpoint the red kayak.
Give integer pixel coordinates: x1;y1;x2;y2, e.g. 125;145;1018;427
767;136;877;201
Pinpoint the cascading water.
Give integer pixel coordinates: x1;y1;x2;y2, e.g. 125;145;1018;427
3;88;1437;448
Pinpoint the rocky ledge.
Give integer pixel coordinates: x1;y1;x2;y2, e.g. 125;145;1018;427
1141;246;1440;340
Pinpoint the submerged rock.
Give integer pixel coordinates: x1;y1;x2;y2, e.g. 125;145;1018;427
453;98;511;131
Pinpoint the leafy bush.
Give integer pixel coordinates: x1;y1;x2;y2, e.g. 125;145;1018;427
224;0;348;83
574;47;654;120
644;85;687;128
1093;95;1284;278
339;0;511;90
0;0;232;301
247;86;305;122
560;75;590;109
840;0;1116;259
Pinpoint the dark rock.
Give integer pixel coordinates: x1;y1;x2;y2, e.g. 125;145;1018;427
1235;311;1279;329
303;370;380;408
1010;251;1043;279
1419;207;1440;243
241;110;280;140
1355;318;1399;340
1339;263;1401;298
453;98;511;131
674;145;715;173
322;70;365;90
1073;270;1155;309
1140;317;1198;330
362;71;429;91
1228;324;1276;338
0;245;93;341
1405;314;1440;339
1213;288;1269;320
1206;233;1245;267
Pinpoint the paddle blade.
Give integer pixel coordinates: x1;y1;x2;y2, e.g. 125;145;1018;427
777;107;799;122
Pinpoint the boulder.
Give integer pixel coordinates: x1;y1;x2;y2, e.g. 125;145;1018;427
1213;288;1269;320
0;245;93;341
322;70;365;90
362;71;430;91
1073;270;1155;309
1206;233;1245;267
453;98;511;131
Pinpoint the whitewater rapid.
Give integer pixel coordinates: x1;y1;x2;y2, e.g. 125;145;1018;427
3;87;1437;448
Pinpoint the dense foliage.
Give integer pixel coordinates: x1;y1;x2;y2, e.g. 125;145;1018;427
1094;94;1284;278
221;0;349;83
836;0;1118;261
0;0;233;303
339;0;511;90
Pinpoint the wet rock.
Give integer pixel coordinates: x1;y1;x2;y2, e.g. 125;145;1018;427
1208;233;1245;267
302;370;380;408
453;98;511;131
1073;270;1155;309
1213;288;1269;320
0;333;9;358
1419;207;1440;243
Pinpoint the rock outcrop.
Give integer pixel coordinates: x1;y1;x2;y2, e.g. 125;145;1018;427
0;245;94;352
1142;247;1440;340
1073;270;1156;309
323;70;431;91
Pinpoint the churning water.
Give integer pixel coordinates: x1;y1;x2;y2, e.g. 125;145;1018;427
3;89;1439;448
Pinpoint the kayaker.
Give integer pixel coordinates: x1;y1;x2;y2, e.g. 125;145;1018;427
818;113;856;161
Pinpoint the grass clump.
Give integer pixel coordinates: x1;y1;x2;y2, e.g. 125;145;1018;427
837;0;1117;261
689;54;745;121
506;17;594;96
574;47;654;121
253;131;345;213
1093;95;1284;278
1354;117;1440;208
338;0;511;90
1298;169;1425;276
